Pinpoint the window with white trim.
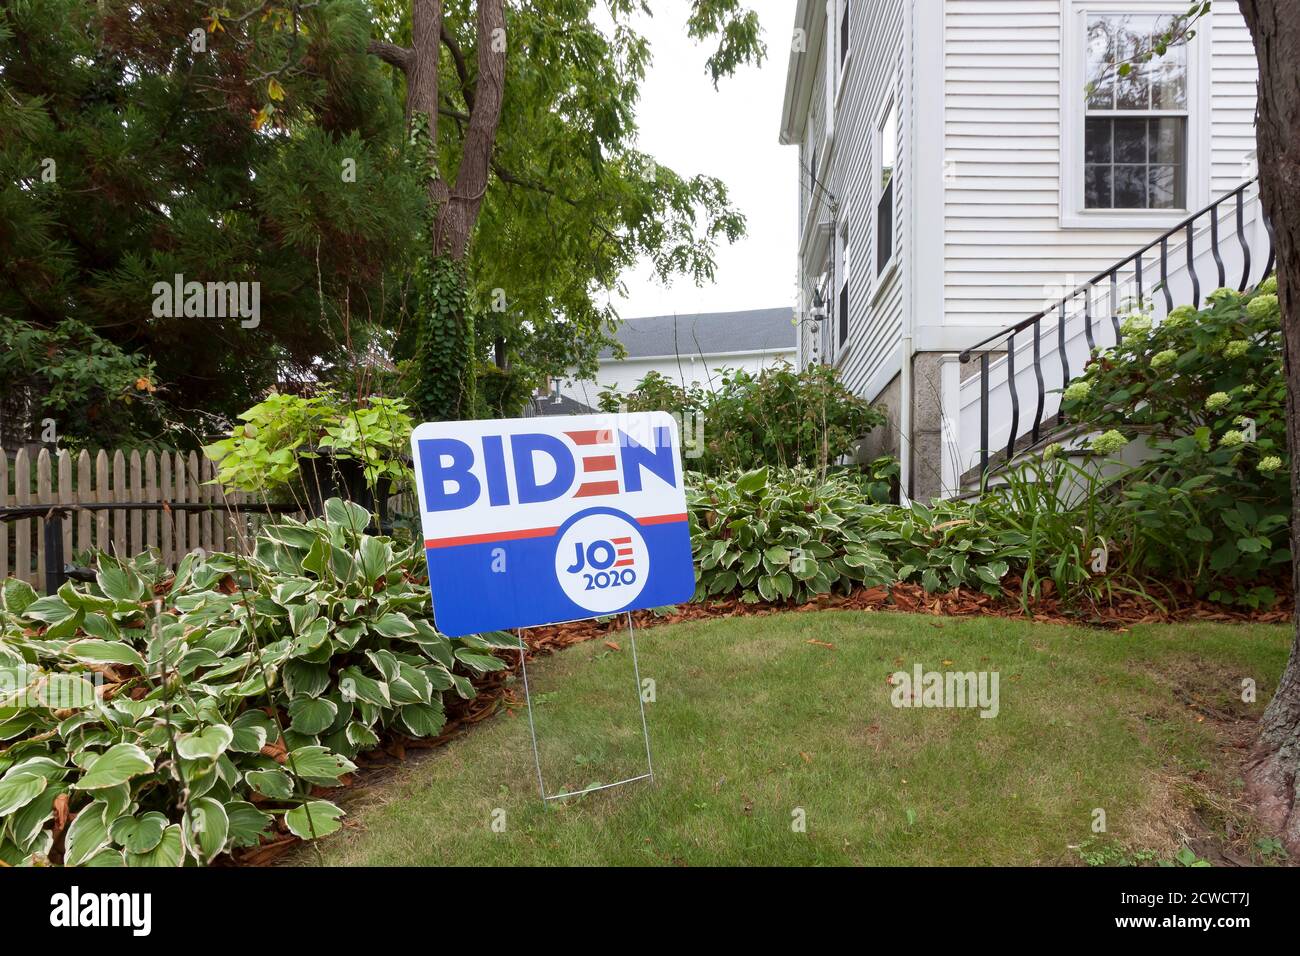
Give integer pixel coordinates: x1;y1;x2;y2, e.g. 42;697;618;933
837;221;849;353
876;99;897;275
1083;12;1188;210
839;0;850;71
815;268;831;364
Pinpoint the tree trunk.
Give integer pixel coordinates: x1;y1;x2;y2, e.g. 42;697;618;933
432;0;505;260
1239;0;1300;854
367;0;506;260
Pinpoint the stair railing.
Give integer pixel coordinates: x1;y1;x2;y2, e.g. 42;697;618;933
958;178;1274;480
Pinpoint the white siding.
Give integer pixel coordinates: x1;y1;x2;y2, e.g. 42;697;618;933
1209;0;1259;190
836;0;906;399
795;0;908;401
941;0;1258;330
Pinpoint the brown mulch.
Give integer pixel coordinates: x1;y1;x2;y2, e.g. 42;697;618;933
230;579;1291;866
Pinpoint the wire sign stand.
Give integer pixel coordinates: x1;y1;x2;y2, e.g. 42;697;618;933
515;612;655;802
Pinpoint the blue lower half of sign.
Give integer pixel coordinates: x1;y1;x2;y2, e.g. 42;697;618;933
423;506;696;636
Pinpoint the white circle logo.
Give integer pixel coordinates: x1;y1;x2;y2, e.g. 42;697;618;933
554;512;649;614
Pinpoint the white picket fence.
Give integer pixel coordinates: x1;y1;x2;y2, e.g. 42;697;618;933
0;446;304;592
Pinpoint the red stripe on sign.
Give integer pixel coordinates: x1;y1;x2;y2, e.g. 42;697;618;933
565;429;614;446
638;513;688;526
574;480;619;498
611;537;632;544
616;548;633;556
614;560;634;567
582;455;617;472
425;525;558;549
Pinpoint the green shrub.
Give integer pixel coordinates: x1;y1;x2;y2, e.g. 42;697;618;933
0;499;506;866
688;467;896;603
203;391;414;499
688;468;1024;604
0;315;159;447
602;363;885;474
1060;280;1288;604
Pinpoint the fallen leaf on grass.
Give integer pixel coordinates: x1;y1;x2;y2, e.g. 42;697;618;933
806;639;835;649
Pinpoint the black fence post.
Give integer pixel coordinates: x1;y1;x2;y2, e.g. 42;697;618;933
43;510;66;596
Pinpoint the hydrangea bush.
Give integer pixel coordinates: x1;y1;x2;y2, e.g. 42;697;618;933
1060;277;1288;604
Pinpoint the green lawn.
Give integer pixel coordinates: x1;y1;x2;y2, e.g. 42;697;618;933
300;611;1290;866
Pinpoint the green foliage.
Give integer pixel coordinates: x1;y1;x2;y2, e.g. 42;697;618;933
0;499;509;866
687;468;1024;605
689;468;895;604
203;392;414;496
0;316;158;446
0;0;423;431
602;364;886;474
985;456;1160;611
409;0;764;391
409;255;475;422
476;362;532;419
1060;282;1288;603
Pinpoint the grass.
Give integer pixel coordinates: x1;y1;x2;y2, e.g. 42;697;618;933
299;611;1291;866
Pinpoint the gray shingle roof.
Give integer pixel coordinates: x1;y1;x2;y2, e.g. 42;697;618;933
600;307;796;360
527;393;598;417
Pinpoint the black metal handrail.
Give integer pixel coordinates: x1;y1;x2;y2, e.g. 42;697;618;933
958;178;1274;479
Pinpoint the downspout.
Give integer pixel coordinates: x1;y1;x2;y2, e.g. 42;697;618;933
897;0;916;505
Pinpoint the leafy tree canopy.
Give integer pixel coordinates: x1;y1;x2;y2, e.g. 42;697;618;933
0;0;764;443
0;0;422;444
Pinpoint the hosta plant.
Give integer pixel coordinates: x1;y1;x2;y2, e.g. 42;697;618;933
689;467;896;604
687;467;1025;605
0;498;509;866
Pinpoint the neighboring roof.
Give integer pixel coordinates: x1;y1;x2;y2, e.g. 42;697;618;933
527;393;597;417
600;307;797;361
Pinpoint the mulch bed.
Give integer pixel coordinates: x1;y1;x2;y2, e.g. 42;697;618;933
232;580;1292;865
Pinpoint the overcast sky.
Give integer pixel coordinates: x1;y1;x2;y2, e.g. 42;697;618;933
606;3;797;320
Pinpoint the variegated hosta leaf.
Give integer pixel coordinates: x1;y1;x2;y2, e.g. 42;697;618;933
109;810;169;855
63;802;112;867
175;724;234;761
287;746;355;784
71;744;154;791
284;800;344;840
127;824;183;867
184;797;229;864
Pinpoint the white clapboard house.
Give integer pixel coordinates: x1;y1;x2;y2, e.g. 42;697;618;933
780;0;1272;500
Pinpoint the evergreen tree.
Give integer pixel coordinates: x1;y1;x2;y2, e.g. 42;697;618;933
0;0;423;443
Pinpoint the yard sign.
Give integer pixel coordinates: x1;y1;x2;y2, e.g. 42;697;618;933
411;412;695;636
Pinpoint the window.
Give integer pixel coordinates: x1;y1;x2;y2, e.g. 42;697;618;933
815;271;831;364
876;100;896;275
809;143;818;202
837;223;849;352
1083;13;1187;209
840;0;850;68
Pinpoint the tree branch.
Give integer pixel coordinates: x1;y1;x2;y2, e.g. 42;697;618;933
440;24;475;110
366;39;412;71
